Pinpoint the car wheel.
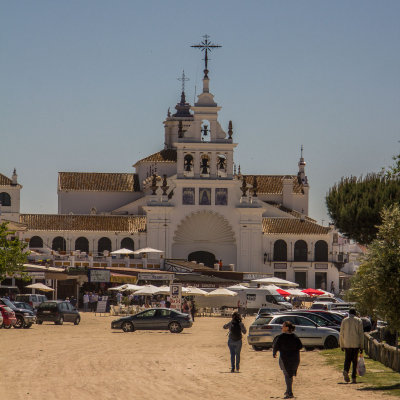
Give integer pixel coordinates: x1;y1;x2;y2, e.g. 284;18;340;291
74;316;80;325
14;316;24;329
252;345;264;351
23;323;33;329
121;321;134;332
36;320;43;325
169;321;183;333
56;316;64;325
324;335;338;349
4;324;11;329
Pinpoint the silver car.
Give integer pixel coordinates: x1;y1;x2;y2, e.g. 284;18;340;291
247;314;339;351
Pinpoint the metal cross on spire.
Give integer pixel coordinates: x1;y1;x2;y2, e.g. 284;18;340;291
177;70;190;93
191;34;221;78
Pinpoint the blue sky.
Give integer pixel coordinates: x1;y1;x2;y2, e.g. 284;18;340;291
1;1;399;224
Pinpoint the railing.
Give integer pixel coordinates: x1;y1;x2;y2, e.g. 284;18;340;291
364;331;400;372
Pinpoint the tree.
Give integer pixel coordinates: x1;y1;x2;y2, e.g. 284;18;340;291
347;204;400;332
326;153;400;244
0;222;29;281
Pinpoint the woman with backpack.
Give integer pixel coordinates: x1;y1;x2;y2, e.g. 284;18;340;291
223;311;247;373
273;320;303;399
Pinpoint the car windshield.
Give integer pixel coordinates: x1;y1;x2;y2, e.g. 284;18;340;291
273;295;285;302
1;298;16;310
39;302;58;311
311;303;327;310
252;317;273;325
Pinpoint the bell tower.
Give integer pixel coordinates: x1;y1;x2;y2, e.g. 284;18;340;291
175;35;237;180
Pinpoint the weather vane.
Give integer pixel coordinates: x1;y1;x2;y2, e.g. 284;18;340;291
191;34;221;77
177;70;189;93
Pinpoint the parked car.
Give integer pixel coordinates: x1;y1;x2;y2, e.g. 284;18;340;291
247;314;339;351
0;305;17;328
257;307;281;317
279;310;341;332
0;308;3;327
15;294;48;309
0;298;36;328
306;310;345;325
36;301;80;325
111;308;193;333
13;301;35;314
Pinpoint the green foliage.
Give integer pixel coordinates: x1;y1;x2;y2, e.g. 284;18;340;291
347;205;400;332
0;222;29;281
326;173;400;244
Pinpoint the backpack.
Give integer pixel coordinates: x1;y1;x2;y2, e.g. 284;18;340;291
230;321;242;341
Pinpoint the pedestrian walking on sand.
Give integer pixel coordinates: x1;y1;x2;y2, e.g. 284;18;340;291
339;308;364;383
223;311;246;373
273;320;303;399
83;292;89;312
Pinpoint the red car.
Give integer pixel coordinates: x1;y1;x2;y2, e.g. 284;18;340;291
0;304;17;329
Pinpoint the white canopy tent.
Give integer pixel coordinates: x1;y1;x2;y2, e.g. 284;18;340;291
132;247;164;255
25;282;55;292
285;288;310;297
110;248;135;255
207;288;238;297
251;277;299;288
133;285;160;296
183;287;208;296
226;284;248;290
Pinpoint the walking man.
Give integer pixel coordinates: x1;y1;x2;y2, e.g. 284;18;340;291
339;308;364;383
83;292;89;312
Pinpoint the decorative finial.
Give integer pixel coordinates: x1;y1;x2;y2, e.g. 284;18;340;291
252;176;258;197
301;144;304;159
150;173;158;195
240;175;248;197
167;107;171;117
161;175;169;196
191;35;222;78
177;70;189;96
228;121;233;139
238;164;241;175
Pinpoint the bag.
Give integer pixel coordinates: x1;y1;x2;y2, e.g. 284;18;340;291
230;321;242;341
357;354;366;376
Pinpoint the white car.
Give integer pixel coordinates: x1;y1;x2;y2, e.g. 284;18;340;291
247;314;339;351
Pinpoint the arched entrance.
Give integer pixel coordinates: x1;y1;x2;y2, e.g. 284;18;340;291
188;251;216;268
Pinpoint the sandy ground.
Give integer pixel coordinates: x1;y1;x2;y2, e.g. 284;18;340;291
0;313;394;400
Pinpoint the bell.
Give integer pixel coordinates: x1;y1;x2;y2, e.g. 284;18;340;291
185;161;192;172
201;159;209;174
218;158;225;170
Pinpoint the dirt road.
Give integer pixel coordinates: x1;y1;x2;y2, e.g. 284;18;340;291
0;313;392;400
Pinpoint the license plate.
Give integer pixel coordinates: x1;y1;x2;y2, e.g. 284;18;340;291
43;311;51;314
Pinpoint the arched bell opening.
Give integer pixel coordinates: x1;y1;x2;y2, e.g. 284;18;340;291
183;154;194;177
200;154;210;177
217;153;227;177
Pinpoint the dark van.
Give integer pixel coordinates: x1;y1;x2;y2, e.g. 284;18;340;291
36;301;80;325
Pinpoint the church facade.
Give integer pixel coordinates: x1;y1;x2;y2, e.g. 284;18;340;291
1;43;341;291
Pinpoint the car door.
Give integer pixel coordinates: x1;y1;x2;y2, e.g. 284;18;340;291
153;309;173;329
295;316;322;346
132;309;157;329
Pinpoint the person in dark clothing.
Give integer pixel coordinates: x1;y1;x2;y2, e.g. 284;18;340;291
273;321;303;399
223;311;247;373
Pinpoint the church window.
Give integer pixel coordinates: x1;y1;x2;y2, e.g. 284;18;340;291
201;121;211;142
182;188;195;205
29;236;43;248
98;237;112;254
215;188;228;205
121;237;134;251
52;236;66;252
199;188;211;205
0;192;11;206
294;240;308;262
273;240;287;261
75;237;89;253
314;240;328;262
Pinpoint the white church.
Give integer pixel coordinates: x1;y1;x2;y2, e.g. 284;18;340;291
1;38;341;291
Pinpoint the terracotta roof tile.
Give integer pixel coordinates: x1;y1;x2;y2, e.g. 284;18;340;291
262;218;330;235
20;214;146;232
135;149;177;165
265;202;316;222
58;172;140;192
244;175;304;194
0;173;13;186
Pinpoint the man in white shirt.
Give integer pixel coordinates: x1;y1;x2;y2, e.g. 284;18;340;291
339;308;364;383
